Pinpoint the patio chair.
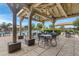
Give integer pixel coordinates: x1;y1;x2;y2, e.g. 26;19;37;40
65;32;71;38
32;32;36;38
38;32;55;48
49;32;57;47
37;33;48;48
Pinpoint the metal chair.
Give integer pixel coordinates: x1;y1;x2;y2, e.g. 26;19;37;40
37;33;49;48
49;32;57;47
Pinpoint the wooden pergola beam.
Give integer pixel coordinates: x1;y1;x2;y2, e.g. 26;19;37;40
7;3;17;43
38;4;55;9
55;13;79;20
28;11;32;40
17;7;30;20
33;8;52;20
32;3;42;8
19;20;22;36
56;3;68;18
35;13;49;20
12;4;17;43
17;3;79;22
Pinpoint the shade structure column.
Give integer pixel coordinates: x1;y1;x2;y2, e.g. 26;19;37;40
12;4;17;43
8;4;21;53
52;20;56;31
52;16;56;29
42;21;45;31
20;20;22;36
25;10;35;46
28;11;32;40
18;19;24;39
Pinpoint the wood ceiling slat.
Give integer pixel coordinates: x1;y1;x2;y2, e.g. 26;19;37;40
49;8;56;17
32;3;42;8
17;3;79;22
52;7;58;17
56;3;67;17
56;6;62;17
67;3;72;15
54;6;61;17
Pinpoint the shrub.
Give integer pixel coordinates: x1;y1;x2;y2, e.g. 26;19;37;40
43;28;62;34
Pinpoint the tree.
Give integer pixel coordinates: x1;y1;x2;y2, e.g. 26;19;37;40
7;23;12;31
49;23;56;29
32;23;35;30
49;24;54;28
59;26;64;32
1;22;7;31
7;23;12;27
24;25;28;30
1;22;6;28
60;26;64;29
73;18;79;30
1;22;12;31
36;23;43;30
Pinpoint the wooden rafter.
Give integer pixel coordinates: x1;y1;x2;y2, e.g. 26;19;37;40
55;13;79;20
37;4;55;9
33;8;52;19
17;7;30;20
32;3;42;8
17;3;79;22
56;3;68;17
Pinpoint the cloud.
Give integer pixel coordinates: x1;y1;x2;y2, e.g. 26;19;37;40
65;25;74;28
0;18;12;24
0;14;12;24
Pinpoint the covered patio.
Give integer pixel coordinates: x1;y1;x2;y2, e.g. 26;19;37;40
0;3;79;56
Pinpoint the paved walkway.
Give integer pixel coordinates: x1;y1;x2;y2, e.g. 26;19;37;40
0;35;79;56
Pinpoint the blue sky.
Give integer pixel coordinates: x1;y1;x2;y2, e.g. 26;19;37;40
0;3;79;28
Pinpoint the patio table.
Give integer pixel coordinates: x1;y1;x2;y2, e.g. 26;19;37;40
40;34;52;38
39;34;57;47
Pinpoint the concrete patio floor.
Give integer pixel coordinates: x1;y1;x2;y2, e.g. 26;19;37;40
0;35;79;56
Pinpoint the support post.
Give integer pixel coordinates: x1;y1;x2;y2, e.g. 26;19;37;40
12;4;17;43
8;4;21;53
52;20;56;31
18;19;23;39
25;10;35;46
42;21;45;31
20;20;22;36
28;12;32;40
